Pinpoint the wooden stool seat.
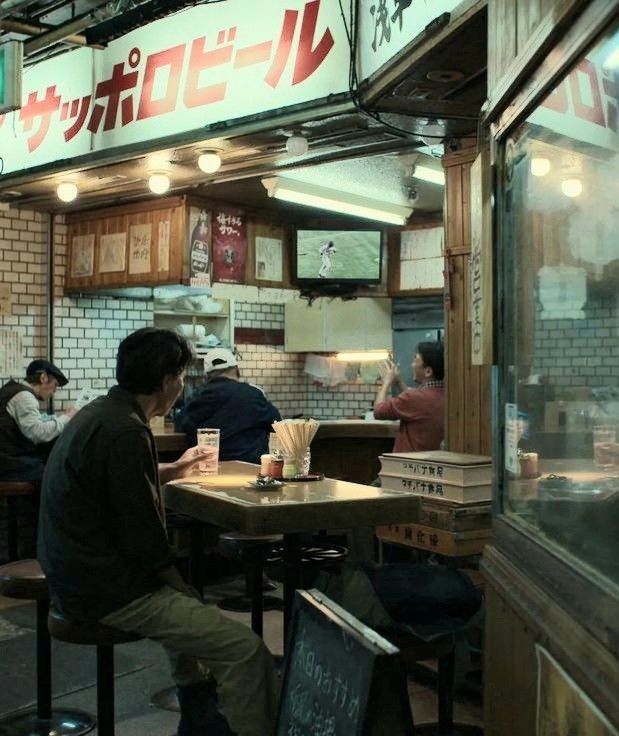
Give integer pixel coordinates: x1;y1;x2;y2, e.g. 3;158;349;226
0;560;95;736
218;531;283;555
0;481;36;561
217;532;284;637
48;608;143;647
48;607;144;736
381;626;483;736
0;481;35;497
0;557;48;600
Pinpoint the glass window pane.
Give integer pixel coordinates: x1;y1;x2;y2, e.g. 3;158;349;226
499;18;619;587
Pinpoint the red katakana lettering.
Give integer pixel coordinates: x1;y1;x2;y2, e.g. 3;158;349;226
293;0;334;85
265;9;297;88
19;85;61;152
87;59;139;133
183;32;233;108
569;59;604;126
63;95;92;142
602;70;618;132
137;44;185;120
234;41;272;69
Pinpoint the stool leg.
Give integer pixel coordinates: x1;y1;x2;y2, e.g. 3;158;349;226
189;524;205;600
36;599;52;720
437;649;455;735
246;554;264;638
6;496;19;561
97;645;115;736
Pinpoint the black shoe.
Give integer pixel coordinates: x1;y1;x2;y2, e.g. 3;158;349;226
177;680;236;736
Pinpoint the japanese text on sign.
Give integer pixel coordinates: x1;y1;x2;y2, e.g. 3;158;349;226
0;0;348;173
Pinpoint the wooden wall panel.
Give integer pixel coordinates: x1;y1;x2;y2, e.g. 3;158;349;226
443;149;492;455
484;583;538;736
66;196;186;292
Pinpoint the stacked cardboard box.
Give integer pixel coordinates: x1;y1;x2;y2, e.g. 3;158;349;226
376;451;493;556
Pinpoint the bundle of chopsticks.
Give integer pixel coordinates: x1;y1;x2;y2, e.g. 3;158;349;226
272;418;319;456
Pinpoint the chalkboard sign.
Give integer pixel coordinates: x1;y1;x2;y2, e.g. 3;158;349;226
277;589;413;736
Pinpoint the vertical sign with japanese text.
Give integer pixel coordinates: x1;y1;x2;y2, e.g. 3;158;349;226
212;209;247;284
469;151;492;365
358;0;459;81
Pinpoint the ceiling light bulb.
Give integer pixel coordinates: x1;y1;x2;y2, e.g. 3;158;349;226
530;157;551;177
198;151;222;174
148;172;170;195
57;182;78;203
286;135;309;157
561;178;583;198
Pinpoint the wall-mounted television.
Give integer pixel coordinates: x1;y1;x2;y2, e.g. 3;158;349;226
295;229;383;288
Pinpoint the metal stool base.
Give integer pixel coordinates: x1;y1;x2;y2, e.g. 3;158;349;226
150;686;180;713
217;595;283;613
0;708;95;735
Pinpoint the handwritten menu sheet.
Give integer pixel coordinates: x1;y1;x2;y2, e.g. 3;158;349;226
0;328;23;377
158;220;170;272
255;236;283;282
276;590;410;735
129;223;152;274
99;232;127;273
0;284;12;316
71;234;95;278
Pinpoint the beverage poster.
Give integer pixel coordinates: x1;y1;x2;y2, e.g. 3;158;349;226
212;209;247;284
188;207;211;283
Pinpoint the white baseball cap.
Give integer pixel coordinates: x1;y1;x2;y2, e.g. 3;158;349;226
204;347;238;374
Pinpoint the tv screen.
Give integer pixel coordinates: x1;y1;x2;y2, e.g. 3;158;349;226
295;229;382;285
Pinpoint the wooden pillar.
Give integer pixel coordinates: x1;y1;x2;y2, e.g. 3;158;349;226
443;148;492;455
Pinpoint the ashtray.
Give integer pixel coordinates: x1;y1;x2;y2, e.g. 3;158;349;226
247;478;285;490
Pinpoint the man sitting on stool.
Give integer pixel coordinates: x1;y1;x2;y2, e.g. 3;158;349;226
38;328;278;736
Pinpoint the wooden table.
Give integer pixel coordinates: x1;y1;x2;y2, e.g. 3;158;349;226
164;461;421;637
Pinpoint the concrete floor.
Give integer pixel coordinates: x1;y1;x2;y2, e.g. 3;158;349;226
0;575;483;734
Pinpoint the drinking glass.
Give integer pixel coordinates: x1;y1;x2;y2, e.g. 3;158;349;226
196;428;220;475
593;425;616;468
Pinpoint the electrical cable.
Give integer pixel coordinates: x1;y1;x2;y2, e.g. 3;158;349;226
337;0;479;141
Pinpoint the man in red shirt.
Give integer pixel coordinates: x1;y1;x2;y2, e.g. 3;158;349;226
373;341;444;452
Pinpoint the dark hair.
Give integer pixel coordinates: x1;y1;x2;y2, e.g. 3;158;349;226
417;341;444;381
116;328;193;394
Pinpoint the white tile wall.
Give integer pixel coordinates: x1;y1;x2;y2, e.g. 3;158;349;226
1;211;379;419
0;208;49;380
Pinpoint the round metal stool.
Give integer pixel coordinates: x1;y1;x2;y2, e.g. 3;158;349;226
0;559;95;736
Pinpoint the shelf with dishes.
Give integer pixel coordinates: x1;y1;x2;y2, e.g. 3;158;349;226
153;297;234;353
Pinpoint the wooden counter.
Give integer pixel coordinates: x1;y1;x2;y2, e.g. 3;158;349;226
153;420;399;484
311;420;398;485
152;426;188;454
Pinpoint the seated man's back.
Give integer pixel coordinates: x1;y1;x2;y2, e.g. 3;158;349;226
176;348;281;463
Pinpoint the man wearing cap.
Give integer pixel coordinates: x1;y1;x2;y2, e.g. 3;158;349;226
175;348;281;463
0;359;73;483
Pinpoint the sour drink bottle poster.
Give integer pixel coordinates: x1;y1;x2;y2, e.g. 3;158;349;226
189;207;211;280
212;209;247;283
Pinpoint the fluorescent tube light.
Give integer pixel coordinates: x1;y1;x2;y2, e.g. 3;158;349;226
412;165;446;186
335;351;390;362
261;177;413;225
